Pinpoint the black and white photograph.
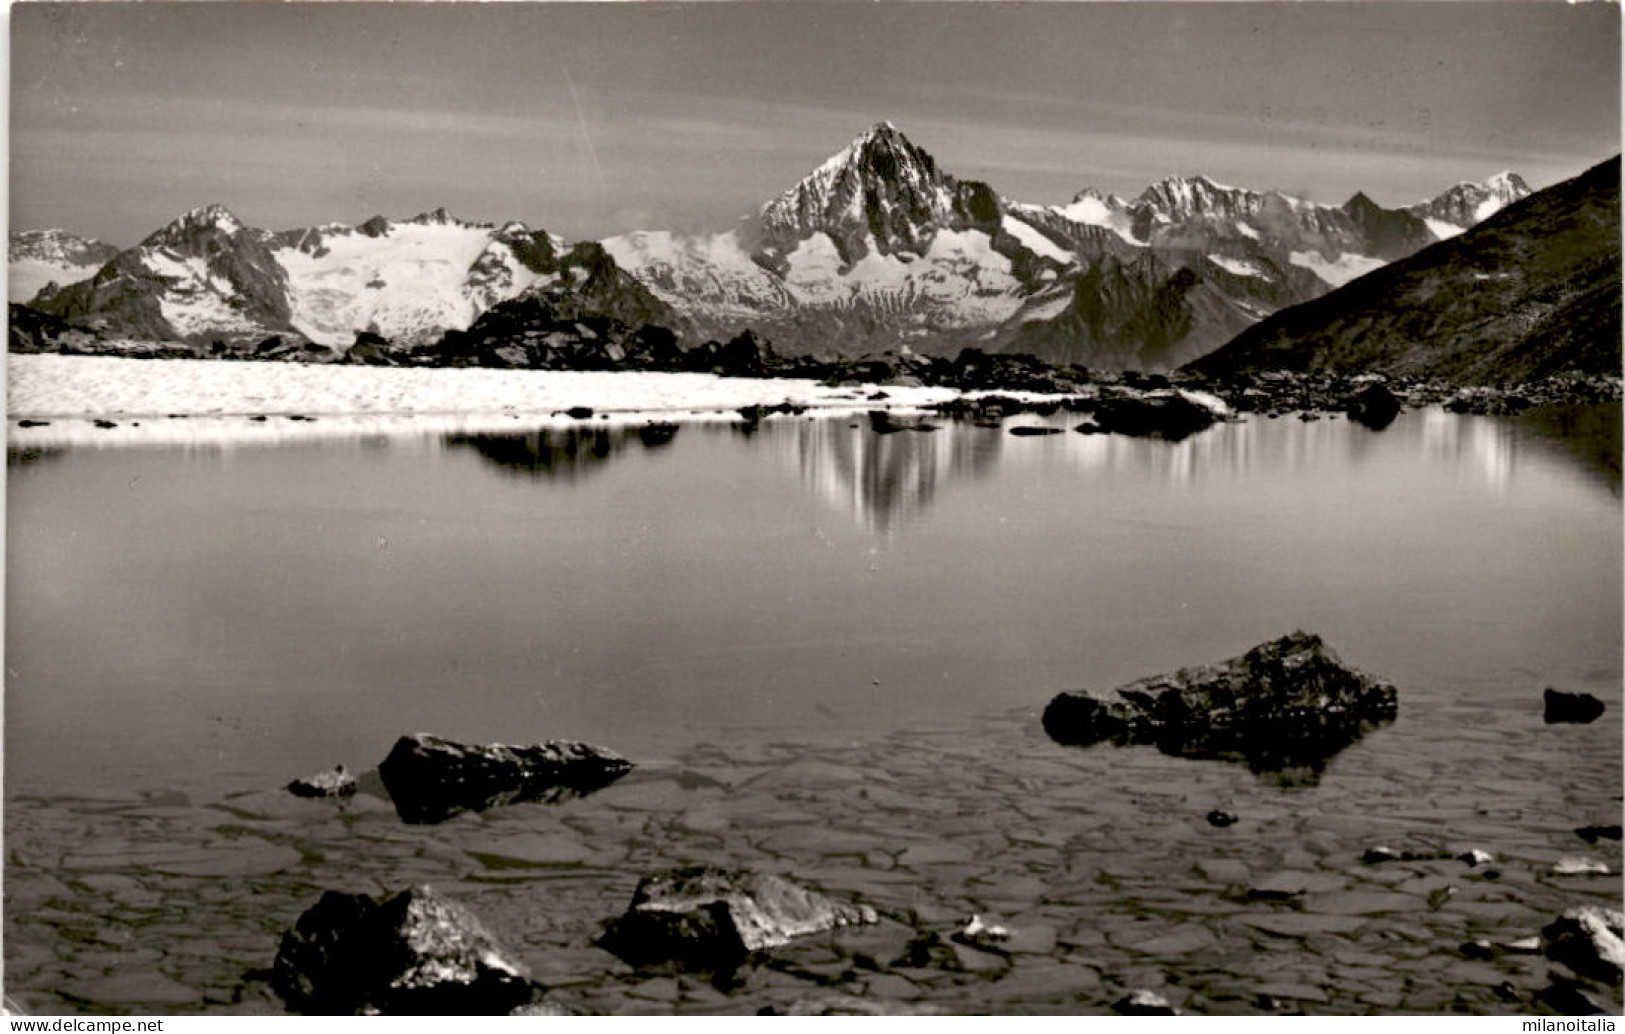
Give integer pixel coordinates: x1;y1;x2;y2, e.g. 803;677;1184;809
5;0;1622;1019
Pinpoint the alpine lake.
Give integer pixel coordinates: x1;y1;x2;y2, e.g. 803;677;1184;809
5;400;1621;1015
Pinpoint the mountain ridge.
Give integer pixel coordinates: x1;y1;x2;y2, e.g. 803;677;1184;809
11;122;1543;370
1185;156;1621;385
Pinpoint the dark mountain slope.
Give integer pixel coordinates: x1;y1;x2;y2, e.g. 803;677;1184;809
1187;157;1621;385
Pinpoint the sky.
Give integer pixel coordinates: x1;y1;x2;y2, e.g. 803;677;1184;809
10;2;1621;246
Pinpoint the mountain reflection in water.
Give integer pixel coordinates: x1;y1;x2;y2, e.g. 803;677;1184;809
436;404;1621;528
780;418;1001;533
444;423;680;480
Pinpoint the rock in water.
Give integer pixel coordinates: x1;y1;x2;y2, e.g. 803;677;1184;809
1346;382;1402;430
1089;391;1220;441
599;867;878;970
1113;990;1179;1015
272;885;538;1014
1544;688;1607;724
1543;907;1625;984
1042;632;1397;774
377;733;633;824
286;765;357;799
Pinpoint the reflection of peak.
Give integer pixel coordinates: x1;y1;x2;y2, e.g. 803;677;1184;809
783;419;999;533
445;426;667;480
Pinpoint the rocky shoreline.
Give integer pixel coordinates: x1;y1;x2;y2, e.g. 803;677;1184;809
12;636;1606;1018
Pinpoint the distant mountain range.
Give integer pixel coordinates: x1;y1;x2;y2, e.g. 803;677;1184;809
1187;156;1620;385
5;123;1550;372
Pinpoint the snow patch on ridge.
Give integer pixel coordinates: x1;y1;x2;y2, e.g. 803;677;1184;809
1287;250;1386;287
1423;217;1466;241
1208;255;1266;279
1001;216;1074;264
1053;195;1142;246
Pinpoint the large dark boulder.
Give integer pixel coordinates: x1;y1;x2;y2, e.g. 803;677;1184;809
1043;632;1398;773
1089;390;1221;440
1346;381;1402;430
377;733;633;824
599;867;878;971
1543;907;1625;984
272;885;539;1014
1544;688;1607;725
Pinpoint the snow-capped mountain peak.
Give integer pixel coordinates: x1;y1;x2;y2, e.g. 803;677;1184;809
1137;175;1266;222
754;121;990;261
1406;171;1533;238
7;229;122;303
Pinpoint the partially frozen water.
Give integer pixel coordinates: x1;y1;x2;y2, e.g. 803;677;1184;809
6;406;1620;1014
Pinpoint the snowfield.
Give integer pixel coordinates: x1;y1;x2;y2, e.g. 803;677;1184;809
5;354;1004;447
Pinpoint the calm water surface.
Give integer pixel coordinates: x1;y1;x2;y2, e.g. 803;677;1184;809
6;407;1621;1014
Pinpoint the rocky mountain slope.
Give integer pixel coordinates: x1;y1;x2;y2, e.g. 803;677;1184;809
1185;157;1620;385
605;123;1528;369
8;230;122;304
24;206;672;350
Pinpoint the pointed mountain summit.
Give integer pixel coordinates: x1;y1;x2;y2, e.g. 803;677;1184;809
141;204;250;249
1407;171;1533;237
754;122;1001;263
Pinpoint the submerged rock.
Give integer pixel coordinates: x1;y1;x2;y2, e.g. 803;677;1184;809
272;885;539;1015
1042;631;1397;774
377;733;633;824
286;765;357;799
761;995;945;1016
599;867;877;970
1543;688;1606;724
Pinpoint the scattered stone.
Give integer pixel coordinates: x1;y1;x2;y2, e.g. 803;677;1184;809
1247;870;1343;900
1113;990;1179;1015
376;733;633;824
953;914;1011;950
1206;810;1239;828
271;885;538;1015
286;765;357;799
1461;939;1495;960
1426;885;1457;911
1043;631;1398;774
1361;845;1451;864
1551;857;1612;876
599;867;877;971
1576;825;1623;844
1544;688;1606;724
